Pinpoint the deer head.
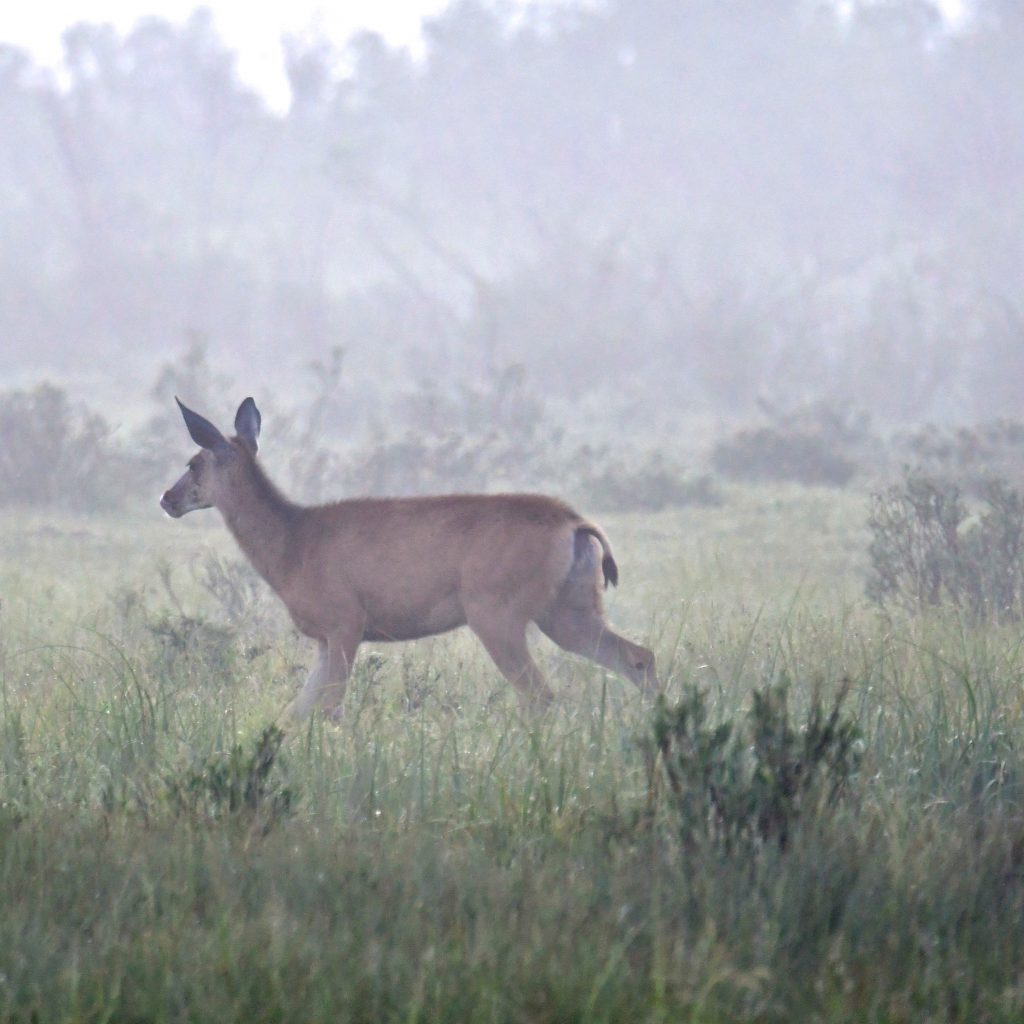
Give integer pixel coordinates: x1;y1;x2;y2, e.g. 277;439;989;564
159;397;261;518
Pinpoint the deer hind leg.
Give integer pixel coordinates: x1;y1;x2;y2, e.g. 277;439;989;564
537;537;658;693
465;603;554;708
538;603;657;693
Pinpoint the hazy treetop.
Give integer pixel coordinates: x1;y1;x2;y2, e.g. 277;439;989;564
0;0;1021;424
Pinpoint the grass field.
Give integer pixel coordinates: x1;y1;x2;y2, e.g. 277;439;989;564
3;485;1024;1022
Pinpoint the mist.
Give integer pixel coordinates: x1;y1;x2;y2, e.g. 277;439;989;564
0;0;1021;478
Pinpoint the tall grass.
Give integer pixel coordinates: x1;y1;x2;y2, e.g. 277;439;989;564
2;490;1024;1022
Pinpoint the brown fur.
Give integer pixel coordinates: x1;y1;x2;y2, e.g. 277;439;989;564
161;398;658;718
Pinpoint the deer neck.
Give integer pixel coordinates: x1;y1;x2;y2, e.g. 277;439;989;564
216;458;302;594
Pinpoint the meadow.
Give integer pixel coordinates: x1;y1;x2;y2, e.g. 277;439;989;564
3;484;1024;1023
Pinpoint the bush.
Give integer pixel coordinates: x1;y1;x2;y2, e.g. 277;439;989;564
341;364;562;497
343;367;717;512
0;383;142;510
165;725;295;831
710;398;875;487
867;469;1024;622
649;679;861;852
894;419;1024;495
4;354;715;514
109;556;277;691
565;448;721;513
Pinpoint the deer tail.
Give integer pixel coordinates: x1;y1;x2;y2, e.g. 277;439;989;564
575;523;619;589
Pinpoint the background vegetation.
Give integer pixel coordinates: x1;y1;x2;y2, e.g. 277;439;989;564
1;0;1022;429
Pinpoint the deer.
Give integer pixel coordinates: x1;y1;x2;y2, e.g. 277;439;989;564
160;397;658;719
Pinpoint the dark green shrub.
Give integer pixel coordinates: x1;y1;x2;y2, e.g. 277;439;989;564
166;725;295;830
867;469;1024;621
651;679;861;851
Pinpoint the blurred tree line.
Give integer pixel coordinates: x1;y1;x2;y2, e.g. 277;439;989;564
0;0;1022;428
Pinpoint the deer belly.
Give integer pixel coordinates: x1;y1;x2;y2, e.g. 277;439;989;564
362;591;466;642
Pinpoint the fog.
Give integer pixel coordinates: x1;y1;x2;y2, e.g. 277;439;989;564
1;0;1022;443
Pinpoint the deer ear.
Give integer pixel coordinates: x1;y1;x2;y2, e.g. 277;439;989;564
234;397;261;453
176;397;227;451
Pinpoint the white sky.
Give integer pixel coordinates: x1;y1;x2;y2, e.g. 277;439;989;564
1;0;973;112
0;1;458;109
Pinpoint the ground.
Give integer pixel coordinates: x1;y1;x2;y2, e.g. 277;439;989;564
2;485;1023;1023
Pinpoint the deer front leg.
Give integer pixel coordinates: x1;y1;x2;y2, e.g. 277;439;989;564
290;624;362;721
319;627;362;720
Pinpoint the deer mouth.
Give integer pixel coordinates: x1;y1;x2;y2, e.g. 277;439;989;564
160;493;185;518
